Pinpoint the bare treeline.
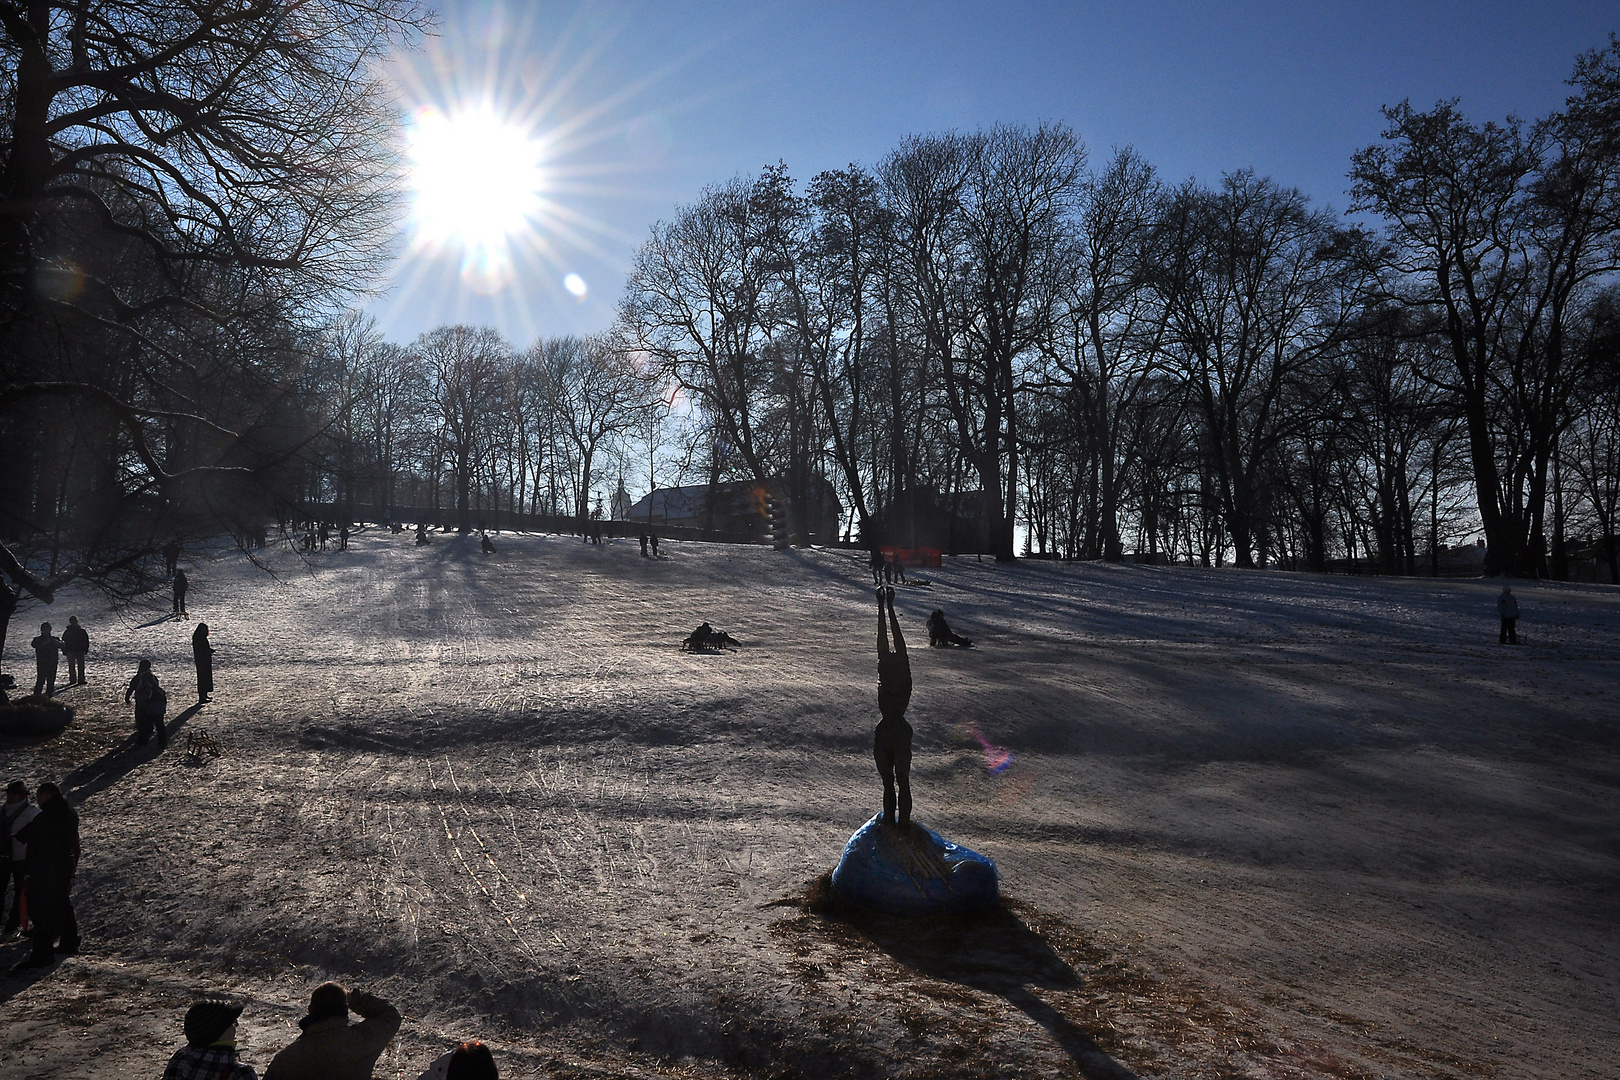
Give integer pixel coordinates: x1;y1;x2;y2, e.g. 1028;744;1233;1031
609;39;1619;577
298;319;657;534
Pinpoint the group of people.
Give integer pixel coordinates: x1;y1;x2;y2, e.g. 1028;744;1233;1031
3;780;80;969
868;547;908;585
164;984;501;1080
26;617;88;697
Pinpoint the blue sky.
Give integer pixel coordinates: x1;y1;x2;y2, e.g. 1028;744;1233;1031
367;1;1616;346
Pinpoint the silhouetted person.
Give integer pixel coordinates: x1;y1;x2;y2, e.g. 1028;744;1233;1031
193;623;215;703
173;568;189;617
13;781;78;968
264;983;400;1080
339;526;349;551
1498;585;1520;645
874;586;913;827
415;523;430;546
126;659;168;748
418;1040;499;1080
3;780;38;938
926;608;973;648
318;522;330;549
60;616;89;684
166;996;257;1080
163;540;180;576
869;547;885;585
639;532;648;557
480;531;496;554
649;530;659;556
30;621;62;696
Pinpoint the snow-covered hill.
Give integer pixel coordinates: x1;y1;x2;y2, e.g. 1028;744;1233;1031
2;532;1616;1078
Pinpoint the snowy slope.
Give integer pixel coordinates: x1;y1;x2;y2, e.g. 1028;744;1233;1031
2;532;1616;1079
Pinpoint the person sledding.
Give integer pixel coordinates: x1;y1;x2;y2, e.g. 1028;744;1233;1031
926;608;973;648
682;622;740;651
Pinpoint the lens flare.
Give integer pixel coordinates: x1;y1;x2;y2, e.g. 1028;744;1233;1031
960;722;1016;775
563;272;588;299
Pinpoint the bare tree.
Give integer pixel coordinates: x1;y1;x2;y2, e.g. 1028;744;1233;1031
0;1;428;661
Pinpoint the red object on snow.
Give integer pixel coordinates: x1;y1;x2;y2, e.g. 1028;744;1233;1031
881;547;941;568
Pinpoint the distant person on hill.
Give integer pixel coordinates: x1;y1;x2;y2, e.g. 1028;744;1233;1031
874;586;914;828
889;553;908;585
340;526;349;551
173;568;189;618
60;616;88;685
3;780;39;938
869;547;885;585
126;659;168;748
926;609;973;648
193;623;215;703
263;983;400;1080
650;530;659;556
1498;585;1520;645
417;1040;500;1080
30;622;62;696
13;781;78;968
639;531;648;557
163;539;180;576
164;996;257;1080
480;531;496;554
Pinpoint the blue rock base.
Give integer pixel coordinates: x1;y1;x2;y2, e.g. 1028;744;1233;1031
830;814;1000;915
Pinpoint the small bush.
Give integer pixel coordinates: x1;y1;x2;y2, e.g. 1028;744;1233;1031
0;695;73;735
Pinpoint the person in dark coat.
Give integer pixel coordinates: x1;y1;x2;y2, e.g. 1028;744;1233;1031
13;781;78;968
649;530;659;556
480;531;496;554
60;616;89;685
339;526;350;551
873;587;914;827
926;609;973;648
3;780;39;938
163;539;180;576
126;659;168;748
193;623;215;703
173;568;189;617
30;622;62;696
263;982;401;1080
1498;585;1520;645
639;532;648;557
869;547;885;585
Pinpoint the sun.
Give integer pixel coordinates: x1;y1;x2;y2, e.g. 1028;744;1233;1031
406;105;547;288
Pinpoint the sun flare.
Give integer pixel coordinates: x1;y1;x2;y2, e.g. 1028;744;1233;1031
406;106;547;287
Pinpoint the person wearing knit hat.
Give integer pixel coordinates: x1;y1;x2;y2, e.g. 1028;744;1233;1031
163;996;256;1080
263;983;400;1080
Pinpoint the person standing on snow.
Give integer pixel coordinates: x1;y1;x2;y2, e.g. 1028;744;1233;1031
30;622;62;697
173;568;189;618
874;586;914;828
2;780;39;938
126;659;169;748
1498;585;1520;645
13;781;78;968
60;616;89;685
193;623;215;703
